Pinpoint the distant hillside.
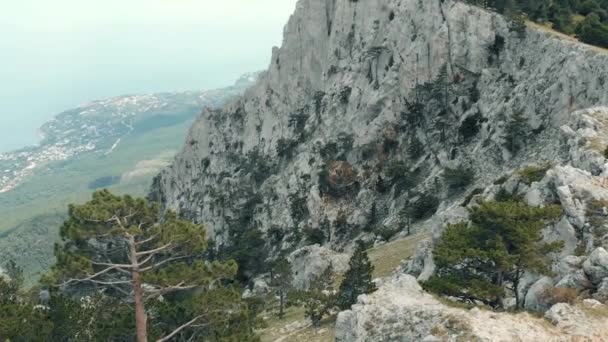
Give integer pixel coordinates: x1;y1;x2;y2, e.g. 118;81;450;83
0;72;259;283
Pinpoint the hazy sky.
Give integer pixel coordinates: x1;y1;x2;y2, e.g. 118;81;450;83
0;0;297;152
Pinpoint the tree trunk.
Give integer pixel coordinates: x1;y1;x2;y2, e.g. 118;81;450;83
279;290;285;319
513;269;521;309
496;271;505;309
129;235;148;342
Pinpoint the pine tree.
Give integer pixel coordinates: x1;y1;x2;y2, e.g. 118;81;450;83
336;241;376;310
271;258;293;319
425;200;563;309
365;201;378;232
45;190;239;342
305;264;335;327
0;262;53;341
398;204;412;236
503;111;528;153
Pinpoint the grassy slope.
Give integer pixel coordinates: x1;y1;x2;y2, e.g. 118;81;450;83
0;120;192;282
258;232;430;342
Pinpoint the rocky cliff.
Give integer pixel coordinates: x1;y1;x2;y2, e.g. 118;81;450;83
152;0;608;339
153;0;608;257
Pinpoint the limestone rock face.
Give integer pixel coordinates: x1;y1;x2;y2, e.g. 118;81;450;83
152;0;608;260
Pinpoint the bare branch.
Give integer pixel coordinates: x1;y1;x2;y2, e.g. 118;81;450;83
136;243;173;257
156;316;205;342
61;265;124;286
139;255;190;272
89;279;132;285
90;260;135;269
136;234;159;246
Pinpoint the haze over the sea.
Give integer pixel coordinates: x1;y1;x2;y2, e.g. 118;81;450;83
0;0;296;153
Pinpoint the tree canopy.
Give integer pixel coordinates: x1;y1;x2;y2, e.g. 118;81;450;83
425;200;563;309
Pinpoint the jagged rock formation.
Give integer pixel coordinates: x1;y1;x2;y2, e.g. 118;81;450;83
334;274;608;341
152;0;608;281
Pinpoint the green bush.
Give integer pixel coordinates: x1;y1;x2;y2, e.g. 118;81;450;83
494;187;524;203
374;225;400;241
459;113;482;141
411;194;440;220
304;227;326;245
518;164;551;185
578;13;608;48
444;167;475;193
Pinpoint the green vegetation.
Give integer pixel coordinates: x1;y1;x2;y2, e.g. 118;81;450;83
464;0;608;48
424;200;563;309
444;167;475;194
46;190;252;342
0;121;190;283
518;163;551;185
270;258;294;320
336;241;377;310
305;265;336;327
1;191;260;342
411;193;441;220
503;111;529;153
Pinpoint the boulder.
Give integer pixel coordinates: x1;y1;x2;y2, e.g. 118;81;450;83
554;255;586;276
252;278;270;296
288;245;349;289
555;270;592;292
403;239;434;281
545;218;578;256
524;276;554;312
582;247;608;285
593;278;608;303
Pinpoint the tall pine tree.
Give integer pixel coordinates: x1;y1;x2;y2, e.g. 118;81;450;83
45;190;241;342
425;200;563;309
336;241;377;310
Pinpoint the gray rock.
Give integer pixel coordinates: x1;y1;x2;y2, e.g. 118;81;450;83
252;278;270;296
404;239;434;281
583;298;604;308
555;270;591;292
545;217;578;256
554;255;586;277
288;245;349;289
583;247;608;285
544;303;583;326
594;278;608;303
524;276;554;312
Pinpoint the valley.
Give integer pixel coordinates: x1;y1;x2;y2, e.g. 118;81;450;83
0;73;258;282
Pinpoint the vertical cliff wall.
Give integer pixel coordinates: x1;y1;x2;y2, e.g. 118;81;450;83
152;0;608;258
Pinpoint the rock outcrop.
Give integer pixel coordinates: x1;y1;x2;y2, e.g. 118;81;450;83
335;274;608;341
